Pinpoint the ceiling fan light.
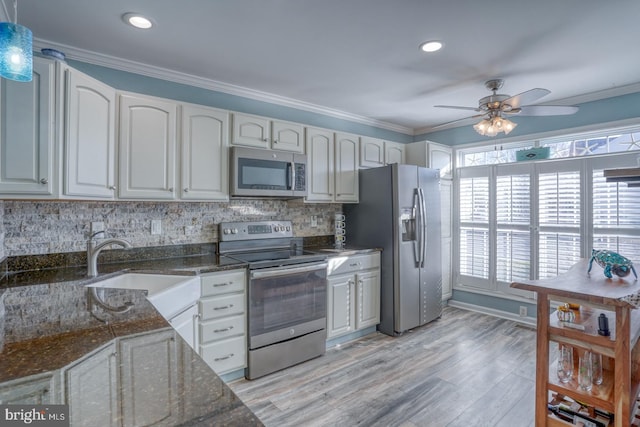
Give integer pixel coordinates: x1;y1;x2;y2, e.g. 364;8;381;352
503;119;517;134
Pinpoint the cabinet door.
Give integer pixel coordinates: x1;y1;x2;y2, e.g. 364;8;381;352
305;127;334;202
119;94;177;199
169;303;199;350
65;68;116;199
360;137;385;168
119;329;181;427
181;105;229;200
356;270;380;330
271;120;304;153
428;142;452;179
335;132;359;203
65;342;119;427
231;113;270;149
0;372;54;404
385;141;405;165
0;57;55;195
327;274;355;339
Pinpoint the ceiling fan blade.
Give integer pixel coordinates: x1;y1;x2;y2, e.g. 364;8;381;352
430;114;485;130
503;88;551;109
514;105;579;116
434;105;482;112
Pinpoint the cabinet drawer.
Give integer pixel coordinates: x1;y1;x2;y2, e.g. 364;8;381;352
201;270;245;297
200;336;246;374
200;314;245;343
328;253;380;276
199;293;245;321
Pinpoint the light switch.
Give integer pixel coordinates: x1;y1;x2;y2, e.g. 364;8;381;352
151;219;162;235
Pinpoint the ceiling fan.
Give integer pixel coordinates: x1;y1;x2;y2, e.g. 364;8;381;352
433;79;579;136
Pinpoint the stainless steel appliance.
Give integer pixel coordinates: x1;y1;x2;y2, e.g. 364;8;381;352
230;146;307;198
344;164;442;336
218;220;327;379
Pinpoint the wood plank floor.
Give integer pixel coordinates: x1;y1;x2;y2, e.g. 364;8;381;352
229;307;538;427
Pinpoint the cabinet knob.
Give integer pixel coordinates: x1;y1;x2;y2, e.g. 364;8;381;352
40;178;48;185
273;139;278;144
108;185;117;191
184;188;189;193
168;187;174;192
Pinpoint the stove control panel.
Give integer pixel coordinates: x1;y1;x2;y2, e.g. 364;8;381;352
219;220;293;241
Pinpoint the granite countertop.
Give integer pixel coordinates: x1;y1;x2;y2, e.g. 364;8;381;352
0;253;262;426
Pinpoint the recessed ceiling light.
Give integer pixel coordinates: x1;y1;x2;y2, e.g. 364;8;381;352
122;13;153;29
419;40;443;53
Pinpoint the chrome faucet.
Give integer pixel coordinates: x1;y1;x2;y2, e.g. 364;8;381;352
87;231;133;277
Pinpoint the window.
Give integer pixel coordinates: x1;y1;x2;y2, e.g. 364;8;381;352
456;138;640;298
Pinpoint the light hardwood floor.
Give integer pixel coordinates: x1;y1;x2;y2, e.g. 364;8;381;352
229;306;537;427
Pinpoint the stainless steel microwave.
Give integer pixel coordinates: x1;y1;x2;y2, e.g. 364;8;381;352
230;147;307;198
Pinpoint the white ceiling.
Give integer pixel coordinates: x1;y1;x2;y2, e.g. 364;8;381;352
14;0;640;135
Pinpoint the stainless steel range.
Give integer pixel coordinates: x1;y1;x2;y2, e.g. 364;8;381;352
218;220;328;379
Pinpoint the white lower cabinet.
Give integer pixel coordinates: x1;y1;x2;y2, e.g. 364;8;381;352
119;328;181;427
197;269;247;374
0;372;57;405
327;252;380;339
65;342;119;427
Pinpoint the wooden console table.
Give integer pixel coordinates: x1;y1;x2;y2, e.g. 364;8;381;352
511;258;640;427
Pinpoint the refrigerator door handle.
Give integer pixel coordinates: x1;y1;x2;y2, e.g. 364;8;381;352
413;188;421;265
418;187;427;268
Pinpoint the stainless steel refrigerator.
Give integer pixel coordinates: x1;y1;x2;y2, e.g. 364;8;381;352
344;163;442;336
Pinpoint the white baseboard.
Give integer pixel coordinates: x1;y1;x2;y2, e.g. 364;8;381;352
447;300;537;327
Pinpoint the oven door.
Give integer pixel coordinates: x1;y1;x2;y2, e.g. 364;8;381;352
248;262;327;349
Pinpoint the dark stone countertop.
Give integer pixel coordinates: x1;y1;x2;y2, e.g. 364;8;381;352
0;254;262;426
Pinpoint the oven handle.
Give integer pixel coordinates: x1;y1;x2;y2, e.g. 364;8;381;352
250;262;328;279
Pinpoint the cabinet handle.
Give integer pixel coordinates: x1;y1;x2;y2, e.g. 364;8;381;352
214;326;234;333
108;185;117;191
213;304;233;311
349;263;359;267
214;353;234;362
168;187;174;192
184;188;189;193
213;282;231;287
273;139;278;144
262;138;269;142
40;178;48;185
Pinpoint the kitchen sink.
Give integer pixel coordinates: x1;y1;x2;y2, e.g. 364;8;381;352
87;273;200;319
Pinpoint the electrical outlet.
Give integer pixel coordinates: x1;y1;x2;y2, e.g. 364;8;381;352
90;222;105;236
151;219;162;235
310;215;318;228
519;306;527;317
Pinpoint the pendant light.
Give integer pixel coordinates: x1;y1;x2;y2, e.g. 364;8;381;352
0;0;32;82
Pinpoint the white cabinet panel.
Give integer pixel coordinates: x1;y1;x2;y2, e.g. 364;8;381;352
64;68;116;199
0;57;55;196
360;137;385;168
271;120;304;153
305;126;334;202
384;141;405;165
327;274;355;338
65;343;119;427
119;329;180;427
119;94;177;200
356;269;381;329
231;113;270;149
180;105;229;200
334;132;359;203
0;372;55;404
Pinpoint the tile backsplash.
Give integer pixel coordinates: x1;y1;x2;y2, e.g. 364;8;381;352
2;199;339;258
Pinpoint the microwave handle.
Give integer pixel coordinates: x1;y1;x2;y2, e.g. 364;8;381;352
288;161;295;190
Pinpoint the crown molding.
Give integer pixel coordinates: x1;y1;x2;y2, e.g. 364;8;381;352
33;38;414;136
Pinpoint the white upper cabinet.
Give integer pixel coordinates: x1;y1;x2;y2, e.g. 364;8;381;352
404;140;452;179
180;105;229;200
334;132;359;203
64;67;117;199
118;93;177;200
384;141;406;165
359;137;385;168
305;127;335;202
0;57;56;196
271;120;304;152
232;113;304;153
